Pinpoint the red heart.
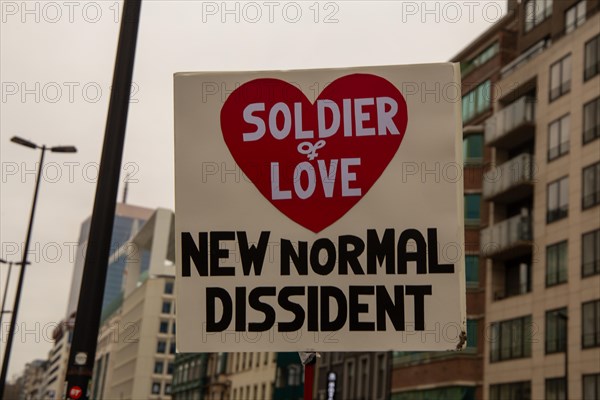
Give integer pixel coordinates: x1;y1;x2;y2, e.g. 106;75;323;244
221;73;408;233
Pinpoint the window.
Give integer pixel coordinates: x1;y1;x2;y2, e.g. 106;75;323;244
344;360;355;399
545;308;567;354
167;362;174;375
164;383;171;395
159;321;168;334
463;134;483;165
583;97;600;143
169;341;177;354
172;322;176;334
462;80;491;122
490;381;531;400
500;261;531;299
164;281;174;294
288;365;302;386
156;341;166;353
465;255;479;288
546;377;566;400
582;299;600;348
549;55;571;101
154;361;164;374
583;162;600;209
490;315;532;362
546;241;568;286
162;301;171;314
151;382;161;395
461;42;499;77
524;0;552;32
582;229;600;277
547;177;568;223
394;387;475;400
583;374;600;400
466;319;478;350
584;35;600;81
548;114;570;161
376;354;386;399
464;193;481;225
565;1;586;34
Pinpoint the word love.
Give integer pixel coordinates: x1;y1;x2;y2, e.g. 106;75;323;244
221;74;408;232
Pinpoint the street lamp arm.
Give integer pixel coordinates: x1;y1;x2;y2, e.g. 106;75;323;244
10;136;39;149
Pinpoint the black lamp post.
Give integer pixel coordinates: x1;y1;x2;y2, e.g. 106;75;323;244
0;259;29;328
0;137;77;398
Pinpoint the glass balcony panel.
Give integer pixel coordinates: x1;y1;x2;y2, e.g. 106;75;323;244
481;213;533;257
485;96;536;147
483;153;534;201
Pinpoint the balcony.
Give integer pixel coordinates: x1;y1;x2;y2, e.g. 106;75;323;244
481;213;532;260
483;153;534;203
484;96;536;149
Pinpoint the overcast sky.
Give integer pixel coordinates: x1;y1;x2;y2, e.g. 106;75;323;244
0;0;506;379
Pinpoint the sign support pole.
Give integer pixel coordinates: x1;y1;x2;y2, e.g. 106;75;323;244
299;352;316;400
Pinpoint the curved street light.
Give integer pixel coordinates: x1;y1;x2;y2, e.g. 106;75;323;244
0;136;77;397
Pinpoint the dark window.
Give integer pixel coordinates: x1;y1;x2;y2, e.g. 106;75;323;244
490;315;532;362
548;114;570;161
463;134;483;164
151;382;161;395
565;1;586;34
547;177;568;223
465;255;479;288
164;383;171;395
546;377;566;400
162;301;171;314
549;55;572;101
546;241;568;286
462;80;491;122
582;229;600;277
583;374;600;400
164;281;174;294
465;194;481;225
503;262;531;298
156;341;166;354
582;299;600;348
167;362;174;375
545;308;567;354
583;97;600;143
582;162;600;209
169;341;177;354
466;319;478;350
490;381;531;400
154;361;164;374
159;321;168;334
584;35;600;81
172;322;176;334
524;0;553;32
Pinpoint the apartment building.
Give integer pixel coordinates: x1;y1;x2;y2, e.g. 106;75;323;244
227;352;277;400
93;208;177;399
315;352;390;400
382;7;521;400
481;1;600;399
20;359;47;400
39;315;74;400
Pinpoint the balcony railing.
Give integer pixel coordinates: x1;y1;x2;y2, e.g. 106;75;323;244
481;213;532;257
483;153;534;201
501;39;549;79
485;96;536;146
